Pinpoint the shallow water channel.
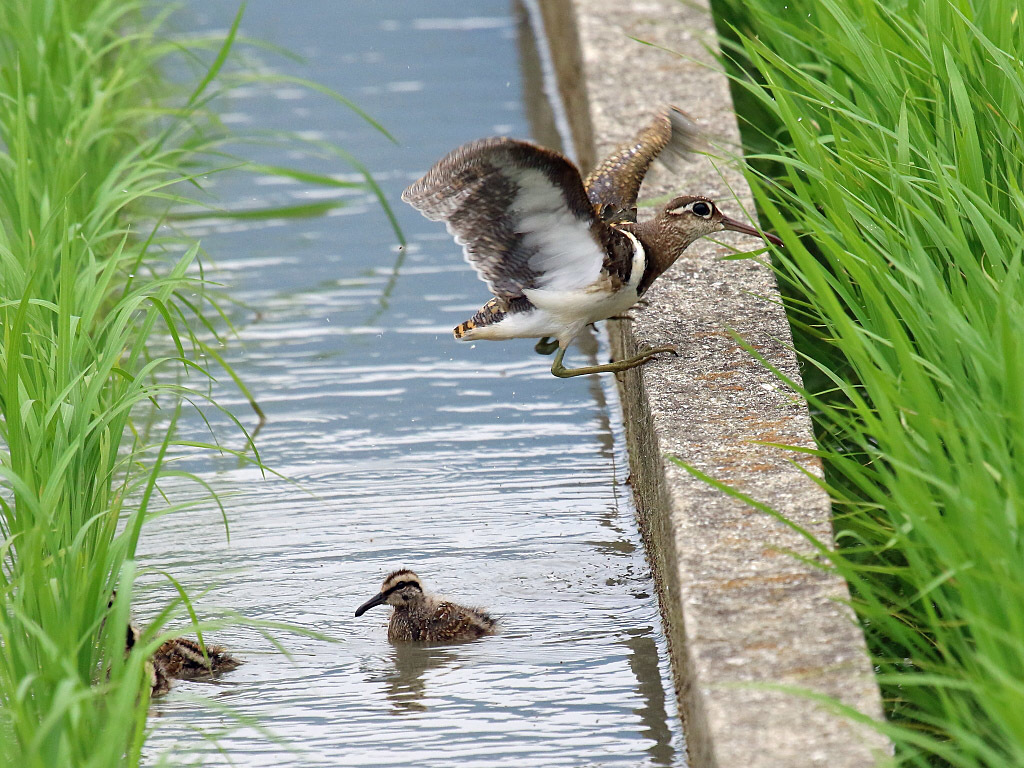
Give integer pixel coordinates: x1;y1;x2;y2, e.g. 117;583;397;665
138;2;686;765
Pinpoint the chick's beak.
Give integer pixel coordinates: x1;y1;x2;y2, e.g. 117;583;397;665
354;592;387;617
719;215;784;247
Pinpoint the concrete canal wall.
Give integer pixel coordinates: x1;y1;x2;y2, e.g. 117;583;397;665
537;1;889;766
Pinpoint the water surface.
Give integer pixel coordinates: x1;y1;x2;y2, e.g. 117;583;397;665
139;2;685;765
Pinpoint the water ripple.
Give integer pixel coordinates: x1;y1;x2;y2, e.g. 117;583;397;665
139;1;685;766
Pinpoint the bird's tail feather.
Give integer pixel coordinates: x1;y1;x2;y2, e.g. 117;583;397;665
454;298;506;339
453;296;533;340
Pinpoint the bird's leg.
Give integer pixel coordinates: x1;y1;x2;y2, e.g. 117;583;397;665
550;344;678;378
534;337;559;356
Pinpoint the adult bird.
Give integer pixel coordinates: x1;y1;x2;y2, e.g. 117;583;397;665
402;106;782;377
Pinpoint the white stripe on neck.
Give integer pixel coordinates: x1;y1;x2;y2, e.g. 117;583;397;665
619;229;646;292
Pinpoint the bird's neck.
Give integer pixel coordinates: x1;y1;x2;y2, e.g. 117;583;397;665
389;596;435;642
396;595;435;621
624;219;692;296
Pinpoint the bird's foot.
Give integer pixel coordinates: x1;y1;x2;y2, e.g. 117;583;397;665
534;337;559;356
642;344;679;359
550;344;677;378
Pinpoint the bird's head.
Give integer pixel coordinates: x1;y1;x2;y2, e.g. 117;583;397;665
355;569;425;616
656;196;783;252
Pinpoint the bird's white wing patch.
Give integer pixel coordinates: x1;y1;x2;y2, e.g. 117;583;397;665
403;138;606;298
509;167;605;292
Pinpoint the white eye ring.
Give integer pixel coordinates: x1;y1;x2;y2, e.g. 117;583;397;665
667;200;714;218
690;201;714;218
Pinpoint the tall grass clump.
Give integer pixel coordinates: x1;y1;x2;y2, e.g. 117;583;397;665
0;2;233;765
704;0;1024;764
0;1;389;765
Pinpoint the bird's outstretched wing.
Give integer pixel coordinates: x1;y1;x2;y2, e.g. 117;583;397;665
403;138;618;298
584;106;705;223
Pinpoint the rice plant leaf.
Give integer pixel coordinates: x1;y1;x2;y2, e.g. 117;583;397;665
166;200;344;221
187;3;245;108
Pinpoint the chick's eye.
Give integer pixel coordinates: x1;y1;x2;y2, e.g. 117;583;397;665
692;201;712;218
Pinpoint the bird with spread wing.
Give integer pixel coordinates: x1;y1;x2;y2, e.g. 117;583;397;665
403;107;781;378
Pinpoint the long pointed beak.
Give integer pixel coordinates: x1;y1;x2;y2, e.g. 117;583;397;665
354;592;387;617
720;215;784;247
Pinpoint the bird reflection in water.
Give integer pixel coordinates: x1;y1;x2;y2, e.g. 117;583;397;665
382;644;457;715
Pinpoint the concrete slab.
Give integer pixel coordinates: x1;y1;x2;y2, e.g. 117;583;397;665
539;1;889;766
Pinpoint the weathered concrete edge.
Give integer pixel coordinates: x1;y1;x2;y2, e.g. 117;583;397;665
539;2;889;766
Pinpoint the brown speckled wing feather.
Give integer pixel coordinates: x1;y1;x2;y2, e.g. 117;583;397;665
433;602;495;641
584;106;703;223
155;636;240;679
403;138;614;298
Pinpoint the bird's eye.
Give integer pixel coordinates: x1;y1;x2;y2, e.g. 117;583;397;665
692;201;712;218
